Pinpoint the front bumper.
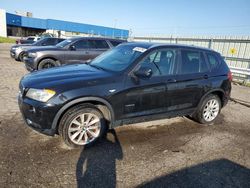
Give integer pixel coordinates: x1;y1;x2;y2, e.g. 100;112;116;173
10;50;15;59
23;57;36;72
18;94;59;136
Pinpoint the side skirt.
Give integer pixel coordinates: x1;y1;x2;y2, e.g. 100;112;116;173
111;108;196;128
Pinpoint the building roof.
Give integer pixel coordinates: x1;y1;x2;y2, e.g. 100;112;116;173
6;13;129;38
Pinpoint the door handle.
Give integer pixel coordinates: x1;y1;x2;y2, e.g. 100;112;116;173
167;79;177;83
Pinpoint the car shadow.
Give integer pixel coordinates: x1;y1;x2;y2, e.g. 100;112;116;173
76;129;123;188
137;158;250;188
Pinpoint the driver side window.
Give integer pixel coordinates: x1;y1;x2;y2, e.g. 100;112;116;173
139;48;177;77
73;40;89;50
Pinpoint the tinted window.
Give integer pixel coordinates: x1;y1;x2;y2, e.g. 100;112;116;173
74;40;89;49
139;49;177;76
56;39;72;48
93;40;109;49
57;38;65;43
206;53;220;69
110;40;123;47
42;38;57;45
27;37;34;41
180;50;208;74
73;40;109;49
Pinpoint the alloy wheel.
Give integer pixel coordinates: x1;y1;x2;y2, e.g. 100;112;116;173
68;113;101;145
203;99;220;122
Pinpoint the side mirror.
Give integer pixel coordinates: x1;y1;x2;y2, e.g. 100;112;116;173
134;66;152;78
69;45;76;51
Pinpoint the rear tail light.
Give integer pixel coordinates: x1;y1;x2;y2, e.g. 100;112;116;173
228;71;233;82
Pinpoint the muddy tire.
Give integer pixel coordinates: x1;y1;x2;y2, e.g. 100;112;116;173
58;104;107;148
193;94;221;124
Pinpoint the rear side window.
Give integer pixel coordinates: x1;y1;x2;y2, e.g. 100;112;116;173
180;50;208;74
206;53;220;70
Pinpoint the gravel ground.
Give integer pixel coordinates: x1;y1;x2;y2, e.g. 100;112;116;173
0;43;249;188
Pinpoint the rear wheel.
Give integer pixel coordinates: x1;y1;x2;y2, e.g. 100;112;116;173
58;104;107;148
193;94;221;124
38;58;58;70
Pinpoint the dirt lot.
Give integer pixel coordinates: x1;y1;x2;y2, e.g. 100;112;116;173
0;43;250;188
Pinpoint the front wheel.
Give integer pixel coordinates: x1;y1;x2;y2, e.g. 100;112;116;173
193;94;221;124
58;104;107;148
37;59;58;70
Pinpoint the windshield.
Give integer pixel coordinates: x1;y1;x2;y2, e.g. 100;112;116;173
56;39;73;48
90;45;146;72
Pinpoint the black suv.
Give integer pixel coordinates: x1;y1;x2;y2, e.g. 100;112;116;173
23;37;126;71
18;42;232;148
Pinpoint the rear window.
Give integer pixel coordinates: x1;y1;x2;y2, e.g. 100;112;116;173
206;53;220;70
180;50;208;74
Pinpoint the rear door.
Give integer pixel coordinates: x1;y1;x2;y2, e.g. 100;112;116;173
167;49;210;111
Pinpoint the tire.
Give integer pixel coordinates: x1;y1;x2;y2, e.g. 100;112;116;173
18;52;25;62
193;94;221;124
37;58;58;70
58;104;107;148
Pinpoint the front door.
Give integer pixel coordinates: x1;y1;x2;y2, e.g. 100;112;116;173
64;39;92;64
122;48;178;119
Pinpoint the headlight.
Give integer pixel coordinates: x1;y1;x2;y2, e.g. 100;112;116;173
12;47;20;51
26;88;56;102
28;52;37;58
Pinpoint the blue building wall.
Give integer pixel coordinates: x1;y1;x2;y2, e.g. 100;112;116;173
22;17;47;29
6;13;129;38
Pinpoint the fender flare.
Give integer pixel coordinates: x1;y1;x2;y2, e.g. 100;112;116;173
51;97;115;131
36;56;61;69
197;89;225;110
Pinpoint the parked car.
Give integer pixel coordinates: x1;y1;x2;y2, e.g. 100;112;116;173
23;37;127;71
18;42;232;148
16;36;41;45
10;37;65;61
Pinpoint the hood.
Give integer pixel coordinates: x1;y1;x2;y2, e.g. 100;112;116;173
21;64;113;91
11;44;32;49
26;45;63;52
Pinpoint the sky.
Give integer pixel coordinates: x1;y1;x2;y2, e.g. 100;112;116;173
1;0;250;36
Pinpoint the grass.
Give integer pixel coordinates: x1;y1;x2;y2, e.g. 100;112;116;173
0;37;16;43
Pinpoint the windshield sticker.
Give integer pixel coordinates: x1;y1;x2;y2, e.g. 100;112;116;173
133;47;147;53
